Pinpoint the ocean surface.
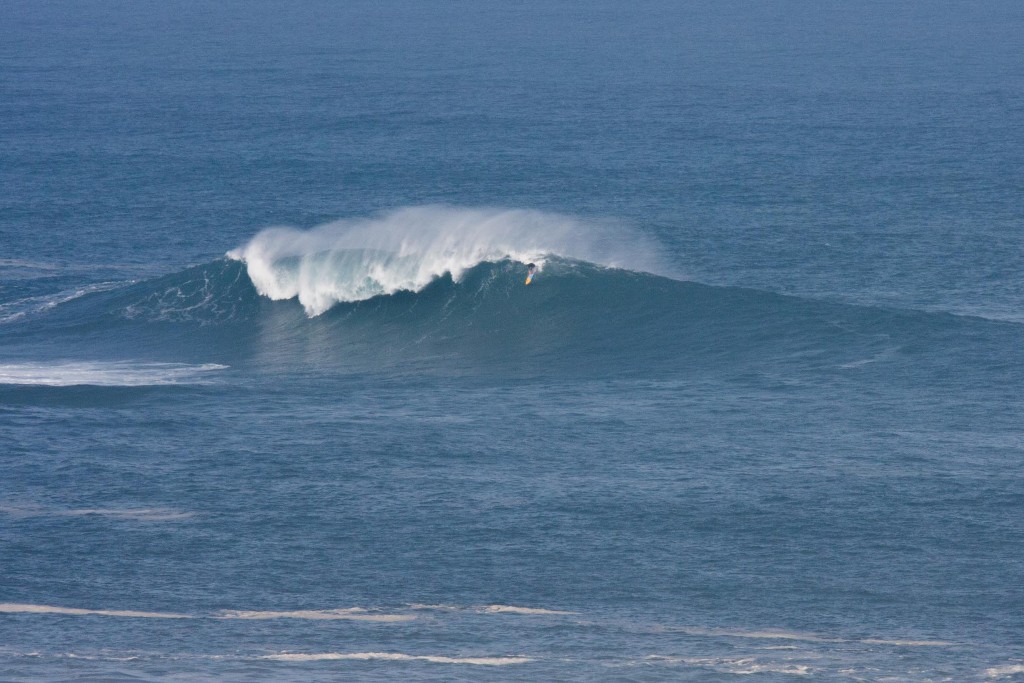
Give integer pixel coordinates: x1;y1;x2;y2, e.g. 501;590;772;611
2;2;1023;680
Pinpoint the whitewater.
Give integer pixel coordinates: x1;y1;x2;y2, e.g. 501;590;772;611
227;206;669;315
3;1;1023;681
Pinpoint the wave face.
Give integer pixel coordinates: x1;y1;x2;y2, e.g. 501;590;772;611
226;206;669;316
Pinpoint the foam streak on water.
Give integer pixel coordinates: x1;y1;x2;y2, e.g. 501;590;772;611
0;604;191;619
261;652;532;665
0;362;227;386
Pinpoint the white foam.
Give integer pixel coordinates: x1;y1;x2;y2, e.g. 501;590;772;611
644;655;811;676
860;638;953;647
262;652;532;665
838;357;882;369
482;605;578;616
838;347;899;370
228;205;668;315
0;361;227;386
65;508;195;521
62;653;141;662
0;604;190;619
406;603;576;615
219;609;415;622
0;259;61;270
0;505;195;521
669;626;952;648
987;664;1024;678
0;602;421;623
671;626;840;643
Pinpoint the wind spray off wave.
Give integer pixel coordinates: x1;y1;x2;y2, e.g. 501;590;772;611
227;206;667;316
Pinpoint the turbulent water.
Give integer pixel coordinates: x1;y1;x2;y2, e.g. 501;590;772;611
2;2;1023;681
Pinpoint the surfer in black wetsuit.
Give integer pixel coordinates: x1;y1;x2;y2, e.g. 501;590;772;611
525;263;537;285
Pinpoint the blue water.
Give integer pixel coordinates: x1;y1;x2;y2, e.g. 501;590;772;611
2;1;1023;680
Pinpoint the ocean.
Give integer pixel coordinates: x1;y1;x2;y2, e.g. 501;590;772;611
1;1;1022;680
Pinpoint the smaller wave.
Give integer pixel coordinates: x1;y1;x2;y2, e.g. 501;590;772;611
0;604;190;619
262;652;532;666
219;609;414;622
0;362;227;386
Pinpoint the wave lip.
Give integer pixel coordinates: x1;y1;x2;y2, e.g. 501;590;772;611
227;205;667;316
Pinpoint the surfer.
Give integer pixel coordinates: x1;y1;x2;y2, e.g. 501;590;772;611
525;263;537;285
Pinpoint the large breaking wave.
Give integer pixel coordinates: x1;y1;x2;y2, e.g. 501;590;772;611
1;207;1020;384
226;206;670;316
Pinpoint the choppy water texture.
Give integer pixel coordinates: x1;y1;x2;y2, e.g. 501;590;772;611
2;1;1023;680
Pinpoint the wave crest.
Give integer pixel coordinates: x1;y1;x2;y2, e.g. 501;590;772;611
227;206;665;315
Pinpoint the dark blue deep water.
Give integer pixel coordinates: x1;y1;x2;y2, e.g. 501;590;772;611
2;2;1023;680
